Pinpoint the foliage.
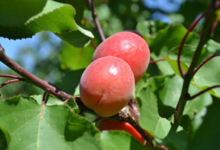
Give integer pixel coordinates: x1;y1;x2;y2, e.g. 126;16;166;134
1;0;220;150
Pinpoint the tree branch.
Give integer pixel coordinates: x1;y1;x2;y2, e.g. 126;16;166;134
177;11;208;78
88;0;105;41
0;44;73;100
174;0;217;125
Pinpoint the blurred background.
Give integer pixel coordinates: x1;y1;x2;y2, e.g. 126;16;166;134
0;0;209;99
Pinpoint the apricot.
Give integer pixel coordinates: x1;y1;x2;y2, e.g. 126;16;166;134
98;120;146;145
80;56;135;117
93;31;150;83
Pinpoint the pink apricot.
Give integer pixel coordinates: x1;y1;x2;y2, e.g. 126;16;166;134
80;56;135;117
93;31;150;84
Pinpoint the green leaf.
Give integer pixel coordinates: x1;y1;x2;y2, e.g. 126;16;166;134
99;131;145;150
56;69;85;96
148;24;199;76
148;75;169;93
188;97;220;150
70;134;101;150
100;131;130;150
165;56;189;77
53;0;85;23
193;56;220;98
137;86;171;139
136;21;169;45
149;24;199;56
59;42;94;70
184;85;213;119
0;0;93;47
30;95;63;106
156;75;183;118
153;74;212;128
0;96;99;150
0;0;47;26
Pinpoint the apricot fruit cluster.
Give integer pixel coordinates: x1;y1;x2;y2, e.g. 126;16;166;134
80;31;150;117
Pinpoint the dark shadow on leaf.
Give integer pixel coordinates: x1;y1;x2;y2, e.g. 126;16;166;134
155;90;175;119
5;96;20;106
0;127;10;150
56;69;85;95
64;111;99;141
160;124;187;150
181;115;192;131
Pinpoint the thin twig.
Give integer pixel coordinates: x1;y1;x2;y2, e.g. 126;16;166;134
88;0;105;41
193;54;218;76
149;58;165;64
177;12;208;78
0;74;24;79
0;79;24;89
188;85;220;100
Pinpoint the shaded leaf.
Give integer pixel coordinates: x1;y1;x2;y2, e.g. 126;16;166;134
56;69;85;96
188;97;220;150
160;125;187;150
64;112;99;141
0;0;47;26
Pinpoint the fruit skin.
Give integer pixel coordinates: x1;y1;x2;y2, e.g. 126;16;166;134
98;120;146;145
80;56;135;117
93;31;150;84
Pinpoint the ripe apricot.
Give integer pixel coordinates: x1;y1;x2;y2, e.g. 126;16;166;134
80;56;135;117
93;31;150;83
98;120;146;145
